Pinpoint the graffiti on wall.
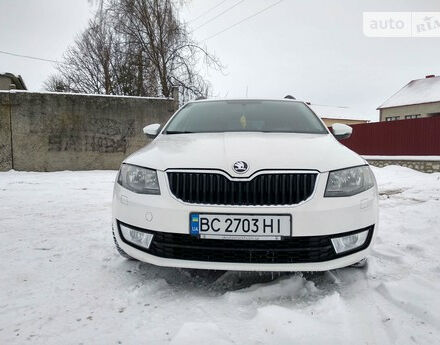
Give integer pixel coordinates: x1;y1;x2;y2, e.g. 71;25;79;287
48;118;136;153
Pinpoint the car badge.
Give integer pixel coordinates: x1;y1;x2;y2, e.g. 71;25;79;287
233;161;249;174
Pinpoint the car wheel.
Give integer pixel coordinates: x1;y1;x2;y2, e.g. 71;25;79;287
112;228;135;260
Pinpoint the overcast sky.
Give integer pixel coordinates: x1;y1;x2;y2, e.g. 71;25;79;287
1;0;439;121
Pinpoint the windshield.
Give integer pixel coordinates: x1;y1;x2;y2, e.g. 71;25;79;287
164;100;328;134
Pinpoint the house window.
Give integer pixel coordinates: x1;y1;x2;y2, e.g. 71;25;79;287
427;112;440;118
385;116;400;121
404;114;421;119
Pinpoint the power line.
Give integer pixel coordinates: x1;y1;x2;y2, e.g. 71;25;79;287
0;1;284;63
0;50;60;63
192;0;246;32
188;0;229;23
201;0;284;42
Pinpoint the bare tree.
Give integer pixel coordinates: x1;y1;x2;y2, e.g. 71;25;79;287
49;13;121;95
43;75;71;93
46;0;220;101
111;0;219;99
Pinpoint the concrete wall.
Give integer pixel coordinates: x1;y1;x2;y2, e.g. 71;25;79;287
0;76;12;90
380;102;440;121
0;93;12;170
0;91;178;171
367;159;440;173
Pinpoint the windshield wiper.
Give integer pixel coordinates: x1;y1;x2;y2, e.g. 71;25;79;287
165;131;194;134
165;130;194;135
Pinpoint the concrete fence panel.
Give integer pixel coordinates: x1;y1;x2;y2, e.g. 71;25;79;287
0;91;177;171
0;93;12;170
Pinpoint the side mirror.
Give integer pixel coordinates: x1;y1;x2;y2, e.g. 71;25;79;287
331;123;352;140
143;123;161;139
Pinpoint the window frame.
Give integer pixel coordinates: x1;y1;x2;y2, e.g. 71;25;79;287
404;114;421;120
385;116;400;121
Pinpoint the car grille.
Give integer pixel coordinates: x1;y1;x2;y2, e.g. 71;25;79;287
167;171;318;206
125;225;374;264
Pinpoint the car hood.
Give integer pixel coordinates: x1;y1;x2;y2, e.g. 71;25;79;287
124;132;365;176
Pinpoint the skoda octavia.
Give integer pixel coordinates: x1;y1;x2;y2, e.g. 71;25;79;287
112;99;378;271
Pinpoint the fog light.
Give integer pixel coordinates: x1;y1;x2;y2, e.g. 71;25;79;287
331;230;369;254
120;223;153;249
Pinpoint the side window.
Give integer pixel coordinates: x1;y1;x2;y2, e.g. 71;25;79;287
404;114;421;119
385;116;400;121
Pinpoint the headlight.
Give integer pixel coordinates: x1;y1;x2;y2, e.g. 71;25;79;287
117;164;160;194
325;165;375;197
331;230;369;254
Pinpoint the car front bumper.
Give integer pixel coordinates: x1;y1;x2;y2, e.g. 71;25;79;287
112;171;379;271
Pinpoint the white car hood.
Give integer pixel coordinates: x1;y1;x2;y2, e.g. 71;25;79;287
125;132;365;175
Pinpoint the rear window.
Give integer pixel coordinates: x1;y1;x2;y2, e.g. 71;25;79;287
164;100;328;134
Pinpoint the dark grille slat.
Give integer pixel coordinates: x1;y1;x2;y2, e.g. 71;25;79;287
252;179;257;205
167;171;317;206
230;180;235;204
260;175;265;205
303;174;308;201
216;175;221;204
281;175;286;203
189;173;193;201
175;173;180;198
208;175;213;204
237;181;241;204
195;174;199;203
223;178;228;204
311;174;316;195
267;175;272;205
182;173;187;200
296;175;300;202
289;175;293;202
169;172;175;191
245;178;249;205
202;174;207;204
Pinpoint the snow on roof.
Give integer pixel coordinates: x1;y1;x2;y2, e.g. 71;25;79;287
308;104;370;121
378;76;440;109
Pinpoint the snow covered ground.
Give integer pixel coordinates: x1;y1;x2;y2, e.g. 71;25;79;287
0;166;439;344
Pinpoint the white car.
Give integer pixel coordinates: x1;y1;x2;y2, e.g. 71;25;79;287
112;99;378;271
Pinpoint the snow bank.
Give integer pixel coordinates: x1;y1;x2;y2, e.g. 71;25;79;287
0;166;439;344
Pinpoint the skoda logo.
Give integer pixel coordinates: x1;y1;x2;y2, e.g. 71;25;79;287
233;161;249;174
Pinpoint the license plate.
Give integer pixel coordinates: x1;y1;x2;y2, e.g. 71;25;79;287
189;213;291;240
